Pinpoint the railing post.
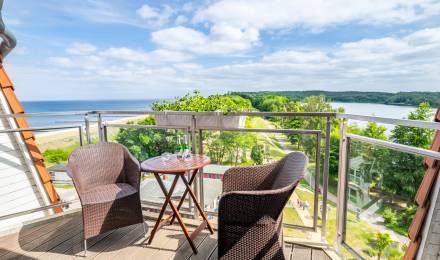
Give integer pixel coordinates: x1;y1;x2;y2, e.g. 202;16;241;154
78;126;84;146
103;124;108;142
336;118;349;252
313;132;321;231
97;113;104;142
191;115;199;218
198;129;205;212
186;127;193;212
84;113;91;144
321;117;331;241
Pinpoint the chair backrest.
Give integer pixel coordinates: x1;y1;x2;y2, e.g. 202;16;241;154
270;152;308;190
67;142;126;194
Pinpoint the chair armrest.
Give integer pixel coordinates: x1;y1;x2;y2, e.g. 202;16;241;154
218;183;297;225
222;163;278;192
123;148;141;190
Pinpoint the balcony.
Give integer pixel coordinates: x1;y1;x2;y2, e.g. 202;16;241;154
0;110;439;259
0;211;335;259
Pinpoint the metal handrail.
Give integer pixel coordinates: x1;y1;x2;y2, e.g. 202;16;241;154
94;110;337;117
0;200;78;221
338;113;440;130
348;134;440;160
0;110;438;130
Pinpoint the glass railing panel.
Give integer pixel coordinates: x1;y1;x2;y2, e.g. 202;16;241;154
199;123;320;237
343;140;416;259
107;122;191;211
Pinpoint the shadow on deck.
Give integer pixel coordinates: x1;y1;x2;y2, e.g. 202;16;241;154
0;213;333;259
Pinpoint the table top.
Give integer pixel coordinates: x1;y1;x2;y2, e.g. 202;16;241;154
141;154;211;174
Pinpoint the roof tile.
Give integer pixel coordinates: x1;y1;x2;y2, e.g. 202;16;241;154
403;239;420;260
2;87;24;113
415;167;439;206
0;67;13;89
425;131;440;168
34;160;52;183
25;138;44;161
15;117;34;140
408;204;429;240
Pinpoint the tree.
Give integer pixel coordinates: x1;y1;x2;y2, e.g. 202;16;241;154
381;102;434;198
299;96;342;158
206;131;256;165
362;122;387;140
251;145;264;165
115;116;180;161
372;232;393;260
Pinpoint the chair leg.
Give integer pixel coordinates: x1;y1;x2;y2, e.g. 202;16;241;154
84;239;87;257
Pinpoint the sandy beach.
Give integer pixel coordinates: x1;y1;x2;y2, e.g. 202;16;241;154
35;115;147;151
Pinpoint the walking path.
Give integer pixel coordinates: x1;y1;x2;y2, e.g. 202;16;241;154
289;192;321;241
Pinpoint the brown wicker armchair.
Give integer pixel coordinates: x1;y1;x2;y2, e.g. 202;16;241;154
218;152;308;260
67;142;146;254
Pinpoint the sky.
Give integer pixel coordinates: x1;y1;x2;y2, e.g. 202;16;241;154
2;0;440;101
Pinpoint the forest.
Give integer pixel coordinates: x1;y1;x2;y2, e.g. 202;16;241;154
231;90;440;107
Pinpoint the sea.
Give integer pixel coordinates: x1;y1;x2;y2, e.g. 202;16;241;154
20;100;430;129
22;100;155;127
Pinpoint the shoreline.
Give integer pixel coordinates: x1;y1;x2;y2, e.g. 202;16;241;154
34;115;145;138
35;115;146;151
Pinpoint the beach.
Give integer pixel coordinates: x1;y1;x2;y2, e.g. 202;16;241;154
35;115;147;151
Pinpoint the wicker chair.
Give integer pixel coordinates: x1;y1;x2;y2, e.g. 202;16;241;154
218;152;308;260
67;142;146;254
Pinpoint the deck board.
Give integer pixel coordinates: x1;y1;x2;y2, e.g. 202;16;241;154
0;214;333;260
292;244;312;260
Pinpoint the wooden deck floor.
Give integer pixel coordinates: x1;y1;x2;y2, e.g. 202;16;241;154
0;214;332;260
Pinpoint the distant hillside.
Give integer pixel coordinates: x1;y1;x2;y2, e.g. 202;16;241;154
230;91;440;107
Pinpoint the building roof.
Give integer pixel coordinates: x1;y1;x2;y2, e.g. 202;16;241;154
0;63;61;212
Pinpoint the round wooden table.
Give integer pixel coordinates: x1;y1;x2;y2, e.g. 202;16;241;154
141;154;213;254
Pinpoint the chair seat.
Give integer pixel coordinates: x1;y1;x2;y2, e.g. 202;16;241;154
82;183;137;205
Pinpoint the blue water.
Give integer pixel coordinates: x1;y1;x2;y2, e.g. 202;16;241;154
22;100;156;126
21;100;426;128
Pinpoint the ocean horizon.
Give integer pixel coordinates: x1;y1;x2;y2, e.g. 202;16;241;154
22;99;158;126
18;99;424;128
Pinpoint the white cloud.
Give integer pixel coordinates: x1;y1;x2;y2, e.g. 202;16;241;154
173;63;203;71
136;4;174;27
181;3;194;13
100;47;150;63
149;49;192;62
194;0;440;31
48;57;75;68
152;25;259;54
175;15;188;25
67;42;97;55
262;50;329;64
38;27;440;100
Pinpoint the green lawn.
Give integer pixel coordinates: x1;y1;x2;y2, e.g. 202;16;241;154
283;207;308;239
247;117;288;160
